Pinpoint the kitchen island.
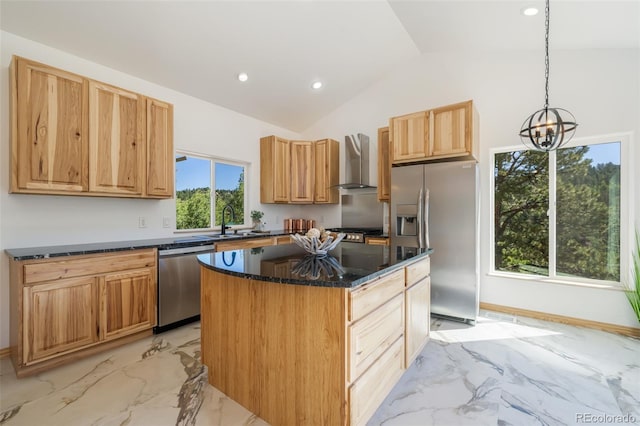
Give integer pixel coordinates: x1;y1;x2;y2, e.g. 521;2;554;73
197;243;432;426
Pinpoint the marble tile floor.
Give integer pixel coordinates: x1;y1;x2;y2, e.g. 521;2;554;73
369;311;640;426
1;311;638;426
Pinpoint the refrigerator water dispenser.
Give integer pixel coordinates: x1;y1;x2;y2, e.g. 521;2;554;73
395;204;418;236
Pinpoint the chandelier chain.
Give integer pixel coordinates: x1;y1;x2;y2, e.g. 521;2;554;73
544;0;550;109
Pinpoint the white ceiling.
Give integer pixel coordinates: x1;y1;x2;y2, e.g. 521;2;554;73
2;1;639;132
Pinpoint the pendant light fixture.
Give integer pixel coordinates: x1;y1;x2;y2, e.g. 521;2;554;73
519;0;577;151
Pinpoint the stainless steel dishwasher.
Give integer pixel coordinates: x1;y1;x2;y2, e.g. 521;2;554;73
156;244;215;333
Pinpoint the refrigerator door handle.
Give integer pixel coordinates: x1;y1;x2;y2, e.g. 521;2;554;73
417;188;425;248
424;188;430;248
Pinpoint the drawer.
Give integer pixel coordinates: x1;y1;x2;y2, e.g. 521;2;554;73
349;269;404;322
349;337;404;426
274;235;292;245
348;294;404;383
215;237;273;251
405;256;430;287
365;236;389;246
23;249;156;285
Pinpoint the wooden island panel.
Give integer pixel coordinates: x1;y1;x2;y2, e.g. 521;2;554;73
200;269;347;426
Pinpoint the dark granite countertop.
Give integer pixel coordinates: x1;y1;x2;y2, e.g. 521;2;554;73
4;230;291;261
197;243;432;289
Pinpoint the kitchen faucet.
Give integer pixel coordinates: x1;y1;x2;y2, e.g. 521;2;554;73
221;204;235;236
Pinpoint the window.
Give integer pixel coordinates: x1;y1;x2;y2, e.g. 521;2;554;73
492;138;625;284
175;153;248;230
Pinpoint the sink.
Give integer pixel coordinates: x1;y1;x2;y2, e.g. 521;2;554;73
205;234;241;240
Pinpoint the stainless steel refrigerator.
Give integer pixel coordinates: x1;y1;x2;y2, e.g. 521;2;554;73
390;160;479;324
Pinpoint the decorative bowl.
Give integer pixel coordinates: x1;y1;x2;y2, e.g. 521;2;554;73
290;232;345;256
292;255;345;280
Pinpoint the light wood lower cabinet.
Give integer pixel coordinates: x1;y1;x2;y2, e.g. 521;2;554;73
348;294;404;383
23;276;99;363
100;269;155;340
405;277;431;366
349;337;404;426
404;256;431;366
10;249;157;377
200;254;431;426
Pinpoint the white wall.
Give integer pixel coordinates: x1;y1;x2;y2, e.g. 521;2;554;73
303;48;640;329
0;31;340;349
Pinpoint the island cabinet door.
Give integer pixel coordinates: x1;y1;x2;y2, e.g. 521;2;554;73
99;268;156;341
23;277;99;364
13;57;89;193
349;337;404;426
405;277;431;367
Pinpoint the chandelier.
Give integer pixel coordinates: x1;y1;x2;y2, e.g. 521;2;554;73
519;0;578;151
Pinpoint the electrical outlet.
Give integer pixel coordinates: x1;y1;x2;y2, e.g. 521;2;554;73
163;217;171;228
138;216;147;228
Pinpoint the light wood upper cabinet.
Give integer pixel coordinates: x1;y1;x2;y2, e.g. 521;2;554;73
390;100;477;164
377;127;390;202
313;138;339;204
10;56;173;199
431;100;474;159
146;98;174;198
390;111;429;163
23;276;99;364
11;56;89;193
260;136;339;204
89;81;145;195
100;268;155;340
290;141;314;203
260;136;290;203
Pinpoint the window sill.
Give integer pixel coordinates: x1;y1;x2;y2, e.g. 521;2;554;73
173;225;254;234
487;271;626;292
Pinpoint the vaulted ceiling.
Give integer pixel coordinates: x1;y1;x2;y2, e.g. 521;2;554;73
2;1;638;132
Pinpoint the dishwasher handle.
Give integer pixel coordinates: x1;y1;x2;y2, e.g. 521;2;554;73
159;244;216;257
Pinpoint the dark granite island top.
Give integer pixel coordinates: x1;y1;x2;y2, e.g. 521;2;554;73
197;242;432;288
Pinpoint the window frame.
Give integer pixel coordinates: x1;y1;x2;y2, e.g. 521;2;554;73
175;150;251;232
489;133;632;289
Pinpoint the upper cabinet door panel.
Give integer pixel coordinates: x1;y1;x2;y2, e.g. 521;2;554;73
89;81;144;195
146;98;174;198
377;127;390;202
290;141;314;203
260;136;291;203
313;139;338;204
431;100;471;158
14;57;89;192
390;111;429;163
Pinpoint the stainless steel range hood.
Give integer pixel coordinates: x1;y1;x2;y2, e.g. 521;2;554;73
335;133;376;189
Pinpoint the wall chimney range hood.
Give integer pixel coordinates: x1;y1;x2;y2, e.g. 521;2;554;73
335;133;376;189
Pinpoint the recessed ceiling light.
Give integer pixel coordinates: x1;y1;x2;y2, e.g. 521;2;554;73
237;72;248;82
521;7;539;16
311;81;323;90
